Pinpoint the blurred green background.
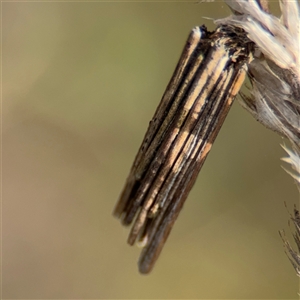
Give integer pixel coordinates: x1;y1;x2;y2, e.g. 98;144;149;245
2;1;299;298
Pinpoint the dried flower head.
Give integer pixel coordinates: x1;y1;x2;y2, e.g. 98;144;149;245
218;0;300;277
216;0;300;186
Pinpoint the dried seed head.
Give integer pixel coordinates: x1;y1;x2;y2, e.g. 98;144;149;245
217;0;300;77
217;0;300;187
218;0;300;279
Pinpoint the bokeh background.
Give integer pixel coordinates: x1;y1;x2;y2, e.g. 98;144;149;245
2;1;299;298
